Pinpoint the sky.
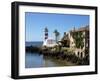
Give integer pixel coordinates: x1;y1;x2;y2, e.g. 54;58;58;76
25;12;89;42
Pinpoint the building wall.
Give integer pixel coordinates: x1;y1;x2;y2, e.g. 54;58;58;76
69;33;75;48
67;26;89;58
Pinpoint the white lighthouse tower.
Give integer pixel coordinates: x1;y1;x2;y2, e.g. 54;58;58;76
44;27;48;40
43;27;57;47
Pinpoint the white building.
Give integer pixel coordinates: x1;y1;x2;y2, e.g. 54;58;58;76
43;38;58;47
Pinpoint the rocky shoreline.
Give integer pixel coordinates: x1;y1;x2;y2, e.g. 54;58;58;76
26;46;89;65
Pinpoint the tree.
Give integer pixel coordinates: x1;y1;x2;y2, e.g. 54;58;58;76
54;29;60;43
72;31;84;49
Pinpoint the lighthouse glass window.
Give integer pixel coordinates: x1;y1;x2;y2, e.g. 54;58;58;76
25;12;90;68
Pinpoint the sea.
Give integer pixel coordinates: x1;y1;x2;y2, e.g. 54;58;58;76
25;41;43;47
25;41;75;68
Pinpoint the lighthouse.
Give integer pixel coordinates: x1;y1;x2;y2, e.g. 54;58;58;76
44;27;48;40
43;27;57;47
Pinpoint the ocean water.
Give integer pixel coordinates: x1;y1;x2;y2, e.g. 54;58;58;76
25;52;75;68
25;41;75;68
26;41;43;47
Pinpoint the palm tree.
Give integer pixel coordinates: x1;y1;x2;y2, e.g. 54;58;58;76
54;29;60;43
